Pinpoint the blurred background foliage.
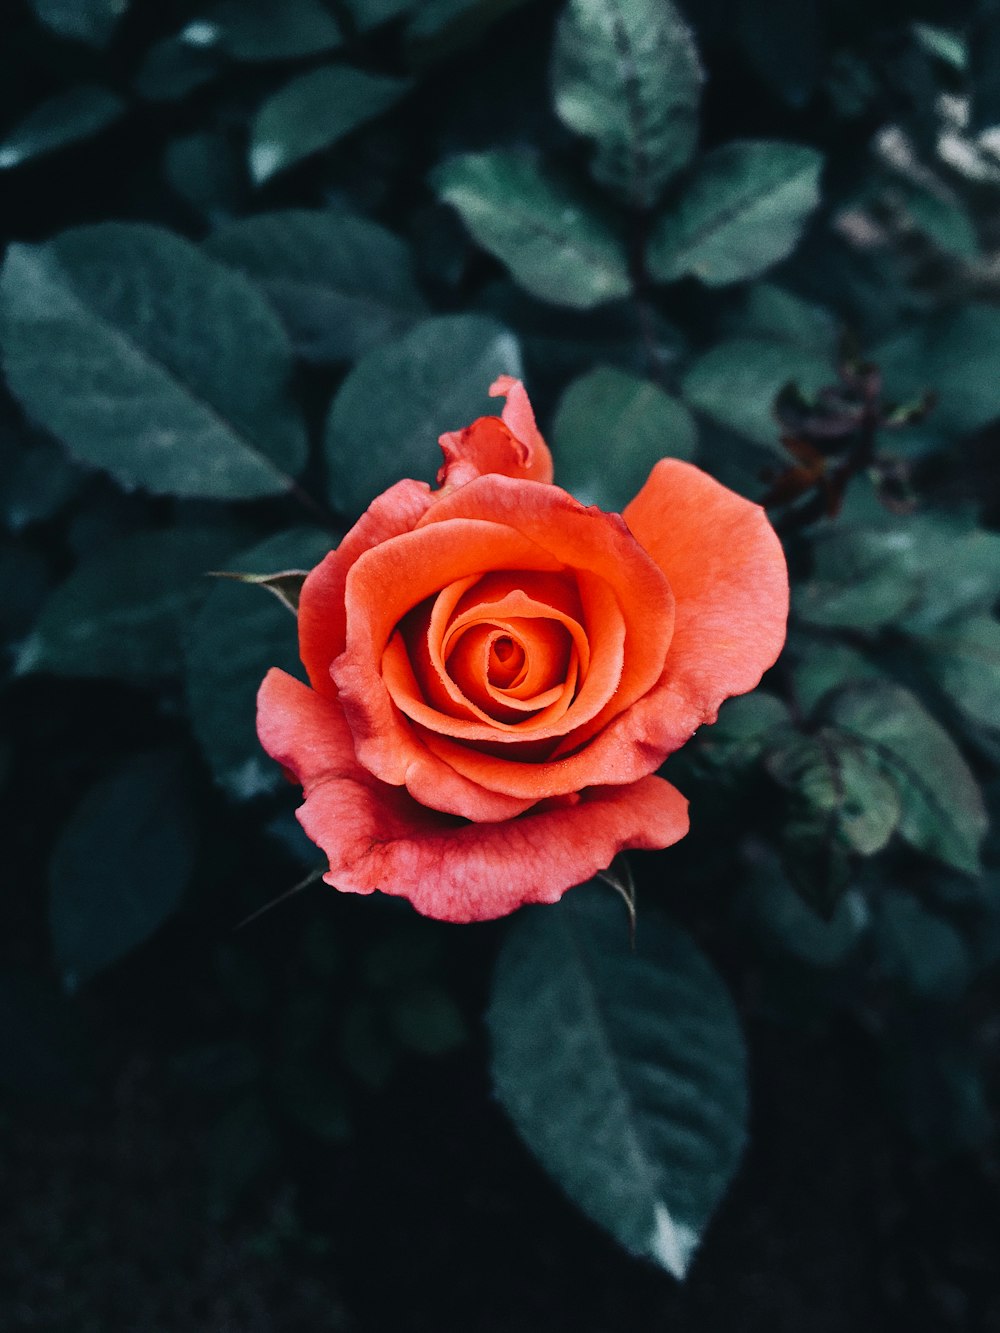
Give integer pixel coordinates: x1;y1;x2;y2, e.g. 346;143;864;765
1;0;999;1328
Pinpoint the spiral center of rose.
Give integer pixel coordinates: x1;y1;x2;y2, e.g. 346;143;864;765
381;567;602;738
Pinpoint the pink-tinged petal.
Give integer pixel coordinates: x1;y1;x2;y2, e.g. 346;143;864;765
298;479;434;696
257;665;689;923
624;459;789;729
437;378;553;489
489;375;553;482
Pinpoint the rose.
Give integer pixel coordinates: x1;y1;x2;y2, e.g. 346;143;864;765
257;376;788;922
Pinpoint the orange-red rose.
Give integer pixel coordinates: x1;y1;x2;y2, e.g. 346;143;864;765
257;376;788;922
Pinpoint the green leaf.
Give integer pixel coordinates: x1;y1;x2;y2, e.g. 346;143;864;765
205;210;427;363
249;65;410;185
405;0;533;60
735;860;869;969
16;527;243;682
736;0;824;107
796;518;1000;633
788;636;885;715
917;615;1000;748
324;314;521;516
649;141;824;287
969;0;1000;132
552;0;702;208
29;0;128;47
693;692;792;774
0;435;82;531
827;683;987;876
552;366;696;510
725;282;837;353
164;133;243;223
133;36;223;102
488;884;747;1279
344;0;416;30
185;529;334;800
431;150;632;309
0;224;307;499
912;22;967;71
0;85;125;170
48;751;196;988
893;180;979;259
875;304;1000;436
874;888;971;1000
682;337;831;448
765;729;902;914
197;0;343;61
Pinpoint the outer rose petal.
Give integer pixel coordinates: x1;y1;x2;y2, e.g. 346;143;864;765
623;459;789;732
257;668;689;923
298;479;434;696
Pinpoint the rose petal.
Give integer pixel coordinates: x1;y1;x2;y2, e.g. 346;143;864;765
623;459;789;730
298;479;434;697
437;377;553;490
257;669;689;924
490;375;551;479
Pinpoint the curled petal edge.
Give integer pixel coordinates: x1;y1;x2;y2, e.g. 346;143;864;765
257;668;689;923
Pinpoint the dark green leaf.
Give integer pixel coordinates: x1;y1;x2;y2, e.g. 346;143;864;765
133;36;223;102
874;888;971;1000
888;1023;992;1154
876;304;1000;436
324;314;521;516
16;526;244;682
725;282;837;352
796;518;1000;633
0;224;307;499
735;860;868;968
969;0;1000;132
249;66;411;184
682;338;831;448
432;150;632;309
48;751;196;988
164;133;244;223
0;86;125;170
552;366;696;510
199;0;343;61
205;210;427;362
405;0;533;60
0;542;52;645
766;729;902;913
827;683;987;876
488;884;747;1279
912;23;966;71
649;141;824;287
736;0;824;107
788;636;885;715
893;180;979;259
29;0;127;47
917;615;1000;749
694;692;793;773
344;0;416;29
552;0;702;208
0;435;82;531
185;529;334;799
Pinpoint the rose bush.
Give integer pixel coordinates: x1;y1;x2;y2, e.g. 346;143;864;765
257;377;788;922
